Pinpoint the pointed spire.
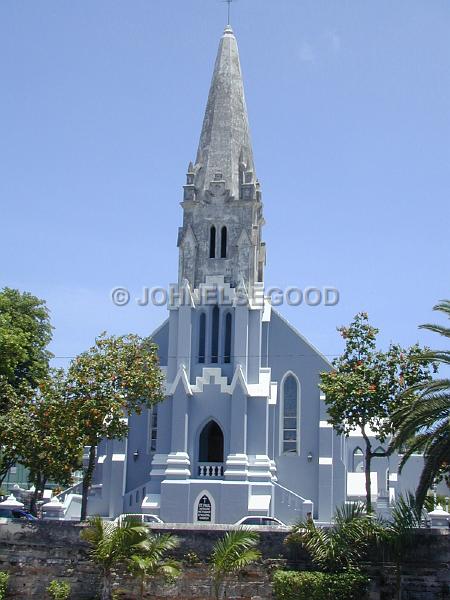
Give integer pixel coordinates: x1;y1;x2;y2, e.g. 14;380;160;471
194;26;255;199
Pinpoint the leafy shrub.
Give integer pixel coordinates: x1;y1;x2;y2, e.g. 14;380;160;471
287;503;384;573
273;570;369;600
0;572;9;600
47;579;71;600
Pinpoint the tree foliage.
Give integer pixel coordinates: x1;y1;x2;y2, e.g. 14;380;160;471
0;288;54;483
0;571;9;600
47;580;71;600
66;333;164;520
210;528;261;599
0;287;52;394
320;312;434;510
127;532;181;600
288;503;383;573
81;516;179;600
2;370;83;513
390;300;450;509
81;516;151;600
0;379;28;483
287;496;424;600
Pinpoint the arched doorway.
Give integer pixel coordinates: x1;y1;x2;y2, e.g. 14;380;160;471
199;420;224;463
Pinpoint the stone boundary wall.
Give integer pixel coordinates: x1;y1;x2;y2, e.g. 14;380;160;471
0;522;448;599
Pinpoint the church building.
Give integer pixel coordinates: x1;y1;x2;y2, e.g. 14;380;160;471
87;25;423;524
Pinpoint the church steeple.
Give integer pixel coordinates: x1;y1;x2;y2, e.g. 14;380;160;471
178;27;265;290
194;25;255;200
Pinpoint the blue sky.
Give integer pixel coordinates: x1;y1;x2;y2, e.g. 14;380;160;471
1;0;449;367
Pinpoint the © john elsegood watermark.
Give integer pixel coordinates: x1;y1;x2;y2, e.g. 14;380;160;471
110;285;340;308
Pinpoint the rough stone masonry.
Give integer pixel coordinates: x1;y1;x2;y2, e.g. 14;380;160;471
0;522;449;599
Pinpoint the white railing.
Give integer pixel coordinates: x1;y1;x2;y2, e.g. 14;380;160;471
273;481;313;524
55;481;83;503
197;463;224;478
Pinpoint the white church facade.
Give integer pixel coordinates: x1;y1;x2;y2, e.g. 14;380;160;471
88;26;424;524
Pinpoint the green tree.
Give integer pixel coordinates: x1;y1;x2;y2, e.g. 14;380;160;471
210;529;261;599
287;498;422;600
287;503;383;573
0;288;53;482
0;288;52;392
67;333;164;520
127;533;181;600
3;371;83;514
383;494;424;600
0;379;28;485
390;300;450;509
81;516;150;600
320;313;433;511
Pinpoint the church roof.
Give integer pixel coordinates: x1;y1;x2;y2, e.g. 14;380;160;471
194;26;255;198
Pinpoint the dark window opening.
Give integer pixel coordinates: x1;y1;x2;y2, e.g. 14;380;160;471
224;312;232;363
198;313;206;363
209;226;216;258
211;305;219;363
199;421;224;463
149;405;158;452
220;226;227;258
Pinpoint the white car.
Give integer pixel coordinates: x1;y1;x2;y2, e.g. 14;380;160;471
234;516;287;528
114;513;164;526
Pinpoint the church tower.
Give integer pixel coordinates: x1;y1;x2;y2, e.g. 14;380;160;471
149;26;282;524
88;23;422;526
89;25;344;526
178;26;265;290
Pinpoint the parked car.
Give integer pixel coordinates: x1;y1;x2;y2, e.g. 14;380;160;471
114;513;164;526
0;508;38;521
234;516;287;528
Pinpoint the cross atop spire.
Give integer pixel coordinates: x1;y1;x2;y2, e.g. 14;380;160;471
224;0;234;25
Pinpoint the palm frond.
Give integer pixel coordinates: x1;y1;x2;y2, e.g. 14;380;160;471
333;502;366;524
289;504;384;573
431;300;450;315
419;324;450;339
80;515;108;546
415;433;450;509
127;534;181;584
417;379;450;395
158;561;182;581
81;516;151;570
211;529;261;580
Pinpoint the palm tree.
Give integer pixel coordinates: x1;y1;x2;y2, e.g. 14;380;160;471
127;533;181;600
383;493;424;600
288;503;384;573
390;300;450;509
80;516;149;600
210;528;261;599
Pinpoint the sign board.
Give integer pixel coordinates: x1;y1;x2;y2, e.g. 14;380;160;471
197;494;212;522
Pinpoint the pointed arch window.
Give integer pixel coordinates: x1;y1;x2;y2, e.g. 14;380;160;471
352;447;364;472
281;374;299;454
209;226;216;258
198;313;206;364
220;226;227;258
224;312;232;363
199;420;224;463
211;305;219;364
